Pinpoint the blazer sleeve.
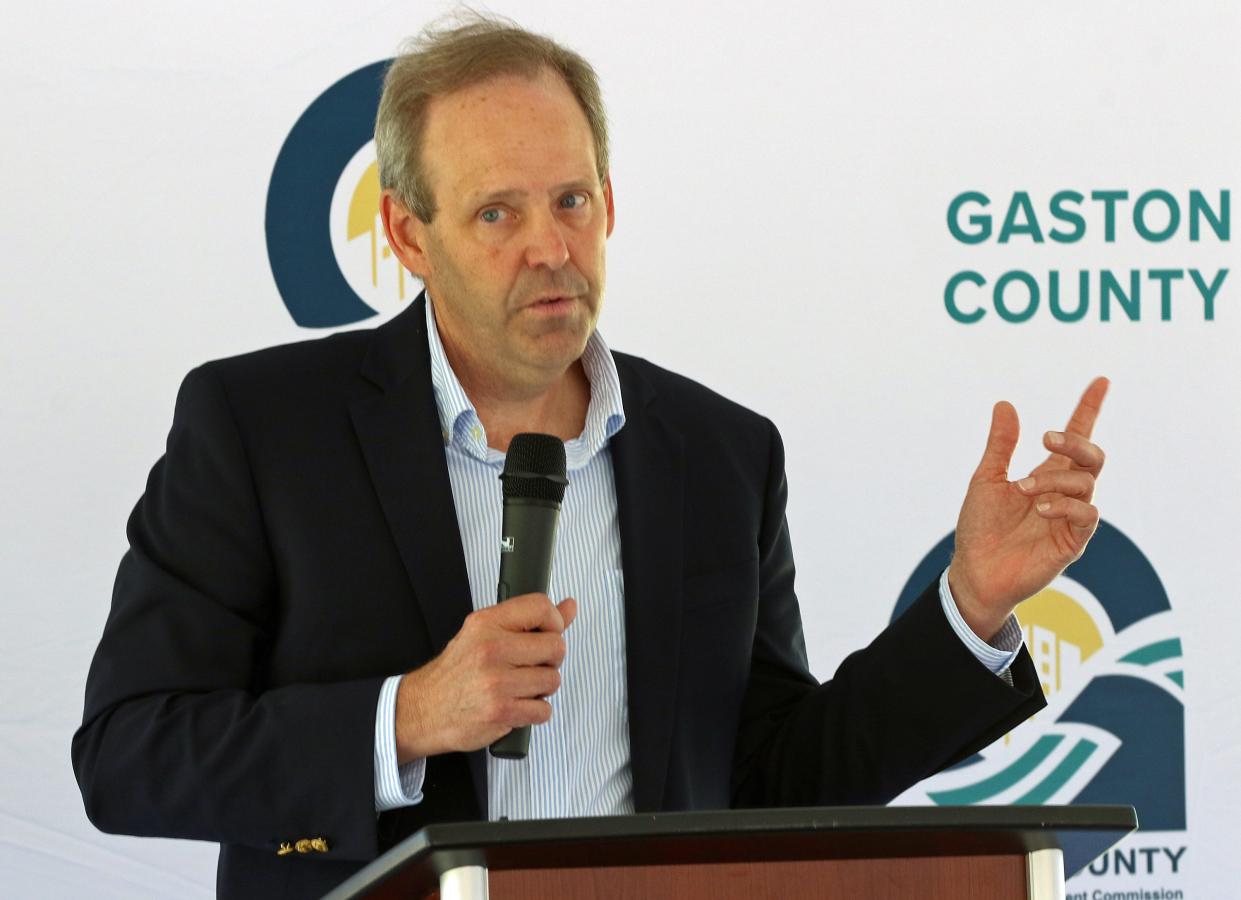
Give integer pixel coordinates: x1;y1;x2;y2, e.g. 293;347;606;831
71;364;386;860
729;419;1046;808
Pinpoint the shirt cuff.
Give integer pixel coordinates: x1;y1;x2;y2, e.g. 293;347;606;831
938;567;1023;676
374;674;427;813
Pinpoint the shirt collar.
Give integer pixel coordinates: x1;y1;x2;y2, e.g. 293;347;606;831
425;295;626;469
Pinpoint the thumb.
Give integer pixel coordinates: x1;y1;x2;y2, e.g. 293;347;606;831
557;597;578;629
974;400;1020;481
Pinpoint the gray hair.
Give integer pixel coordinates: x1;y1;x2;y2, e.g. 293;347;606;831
375;13;609;222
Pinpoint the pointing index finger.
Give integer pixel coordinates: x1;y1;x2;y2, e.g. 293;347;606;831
1064;376;1110;439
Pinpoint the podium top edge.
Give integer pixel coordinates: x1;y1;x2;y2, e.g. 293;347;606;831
411;804;1138;847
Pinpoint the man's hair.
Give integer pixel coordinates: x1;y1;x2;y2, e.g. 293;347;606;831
375;13;609;223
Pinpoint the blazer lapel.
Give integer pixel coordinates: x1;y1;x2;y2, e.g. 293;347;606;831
610;357;685;813
349;295;486;812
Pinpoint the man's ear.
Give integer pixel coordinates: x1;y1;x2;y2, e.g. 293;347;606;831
380;190;432;279
603;174;615;238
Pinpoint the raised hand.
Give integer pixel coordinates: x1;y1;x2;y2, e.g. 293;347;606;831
947;378;1109;641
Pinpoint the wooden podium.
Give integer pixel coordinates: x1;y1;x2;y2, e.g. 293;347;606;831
324;805;1136;900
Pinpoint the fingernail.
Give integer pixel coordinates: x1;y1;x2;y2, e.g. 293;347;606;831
1037;501;1051;512
1047;431;1064;446
1018;477;1036;491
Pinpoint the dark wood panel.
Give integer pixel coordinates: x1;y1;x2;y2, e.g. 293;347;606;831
483;855;1026;899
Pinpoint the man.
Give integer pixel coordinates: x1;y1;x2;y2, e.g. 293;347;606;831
72;16;1109;899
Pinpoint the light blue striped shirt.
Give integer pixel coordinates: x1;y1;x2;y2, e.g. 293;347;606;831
373;299;1022;816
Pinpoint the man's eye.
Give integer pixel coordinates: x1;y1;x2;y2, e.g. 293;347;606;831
560;192;589;210
480;208;506;223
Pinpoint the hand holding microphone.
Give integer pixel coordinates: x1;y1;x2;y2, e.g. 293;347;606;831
392;434;569;765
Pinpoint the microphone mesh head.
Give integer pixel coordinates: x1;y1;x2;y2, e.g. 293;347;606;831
501;433;568;502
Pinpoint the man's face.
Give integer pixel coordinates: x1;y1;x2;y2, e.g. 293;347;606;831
397;69;614;388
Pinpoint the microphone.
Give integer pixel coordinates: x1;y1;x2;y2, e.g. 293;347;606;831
489;433;569;760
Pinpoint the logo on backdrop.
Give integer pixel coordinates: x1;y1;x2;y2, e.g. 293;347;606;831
266;60;413;328
893;521;1188;886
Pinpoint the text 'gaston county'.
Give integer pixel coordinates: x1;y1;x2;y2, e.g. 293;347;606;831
945;189;1228;323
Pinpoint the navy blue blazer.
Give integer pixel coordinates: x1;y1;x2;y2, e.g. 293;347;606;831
73;296;1044;898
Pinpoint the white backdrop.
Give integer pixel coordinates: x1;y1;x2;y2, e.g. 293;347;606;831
3;2;1238;896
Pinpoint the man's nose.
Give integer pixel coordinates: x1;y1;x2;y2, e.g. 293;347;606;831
523;212;570;270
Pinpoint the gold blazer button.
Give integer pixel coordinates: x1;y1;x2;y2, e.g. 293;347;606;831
295;837;330;854
278;837;329;856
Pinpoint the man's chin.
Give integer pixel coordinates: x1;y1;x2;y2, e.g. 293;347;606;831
518;325;592;371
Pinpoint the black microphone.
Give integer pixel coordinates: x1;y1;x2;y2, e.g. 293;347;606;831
489;433;568;760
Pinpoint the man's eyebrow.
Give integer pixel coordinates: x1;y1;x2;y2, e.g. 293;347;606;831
552;178;599;195
467;180;600;208
469;188;526;208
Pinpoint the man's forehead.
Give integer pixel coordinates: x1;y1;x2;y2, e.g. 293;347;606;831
420;69;599;203
423;69;583;140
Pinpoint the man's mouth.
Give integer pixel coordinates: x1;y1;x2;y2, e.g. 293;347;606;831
526;296;575;313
